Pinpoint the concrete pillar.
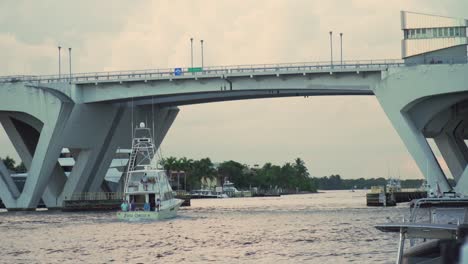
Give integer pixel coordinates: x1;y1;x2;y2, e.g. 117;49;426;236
399;111;451;192
154;107;179;150
58;104;131;201
9;103;73;210
0;113;67;208
86;107;132;192
84;105;178;192
373;71;468;193
434;123;468;182
0;159;20;205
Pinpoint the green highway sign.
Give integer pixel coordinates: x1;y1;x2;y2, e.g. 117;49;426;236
188;67;203;73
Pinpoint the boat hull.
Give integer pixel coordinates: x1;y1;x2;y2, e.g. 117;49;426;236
117;200;182;221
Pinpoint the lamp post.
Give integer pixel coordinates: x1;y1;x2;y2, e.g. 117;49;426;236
190;37;194;69
329;31;333;68
68;47;72;83
340;33;343;67
58;46;62;79
200;39;204;68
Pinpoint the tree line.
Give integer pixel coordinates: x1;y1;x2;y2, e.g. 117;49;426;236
160;157;317;193
2;155;428;191
315;174;426;190
161;157;427;191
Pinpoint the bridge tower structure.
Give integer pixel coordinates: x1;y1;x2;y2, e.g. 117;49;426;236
374;11;468;195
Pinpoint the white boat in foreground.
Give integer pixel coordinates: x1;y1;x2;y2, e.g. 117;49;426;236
375;196;468;263
117;122;182;221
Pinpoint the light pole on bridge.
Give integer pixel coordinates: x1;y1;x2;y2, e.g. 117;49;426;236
340;33;343;67
329;31;333;68
190;37;194;69
201;39;204;69
58;46;62;79
68;47;72;83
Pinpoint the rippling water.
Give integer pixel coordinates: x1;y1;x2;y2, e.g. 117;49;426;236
0;190;408;263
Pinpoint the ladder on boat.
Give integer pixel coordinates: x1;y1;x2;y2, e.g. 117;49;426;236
123;130;157;191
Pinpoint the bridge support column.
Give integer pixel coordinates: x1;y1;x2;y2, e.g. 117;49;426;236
86;107;132;193
446;120;468;194
0;158;20;206
154;107;179;151
372;68;468;194
58;104;132;201
0;113;67;209
84;105;178;193
0;104;73;210
434;122;468;182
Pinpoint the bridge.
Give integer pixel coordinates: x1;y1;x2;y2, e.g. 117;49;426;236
1;11;468;210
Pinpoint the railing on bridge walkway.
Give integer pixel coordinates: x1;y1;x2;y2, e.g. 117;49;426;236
0;56;466;84
0;59;405;84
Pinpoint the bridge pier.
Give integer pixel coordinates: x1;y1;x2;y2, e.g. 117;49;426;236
0;112;67;208
0;82;73;210
434;121;468;182
375;64;468;195
0;89;179;210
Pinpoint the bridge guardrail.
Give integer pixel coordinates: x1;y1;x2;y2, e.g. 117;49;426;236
0;57;464;84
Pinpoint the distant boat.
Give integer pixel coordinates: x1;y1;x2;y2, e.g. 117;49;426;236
386;178;402;193
190;189;228;199
117;122;183;221
223;180;252;197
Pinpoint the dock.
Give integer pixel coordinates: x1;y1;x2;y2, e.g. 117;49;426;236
366;189;427;206
62;192;123;211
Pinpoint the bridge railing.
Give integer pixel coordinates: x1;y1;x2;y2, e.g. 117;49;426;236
0;57;464;84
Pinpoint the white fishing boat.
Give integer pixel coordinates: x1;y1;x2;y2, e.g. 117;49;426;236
117;122;183;221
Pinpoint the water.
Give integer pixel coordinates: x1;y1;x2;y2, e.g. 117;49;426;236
0;190;407;263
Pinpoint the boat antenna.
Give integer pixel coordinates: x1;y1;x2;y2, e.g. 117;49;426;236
131;97;134;140
151;96;156;166
158;142;164;161
426;159;429;181
387;162;390;179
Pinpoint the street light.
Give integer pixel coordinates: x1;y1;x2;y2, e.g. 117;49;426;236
329;31;333;68
200;39;204;68
68;47;72;83
190;37;194;69
340;33;343;67
58;46;62;79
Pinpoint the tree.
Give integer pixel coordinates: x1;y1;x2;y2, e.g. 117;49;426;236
218;160;247;187
187;158;216;189
294;158;309;178
2;156;16;172
15;162;27;173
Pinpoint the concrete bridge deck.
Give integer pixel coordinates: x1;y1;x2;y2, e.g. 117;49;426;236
0;59;404;84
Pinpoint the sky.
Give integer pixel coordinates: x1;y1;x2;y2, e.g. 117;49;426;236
0;0;467;179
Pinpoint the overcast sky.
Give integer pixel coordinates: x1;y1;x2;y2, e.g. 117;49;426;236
1;1;467;179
